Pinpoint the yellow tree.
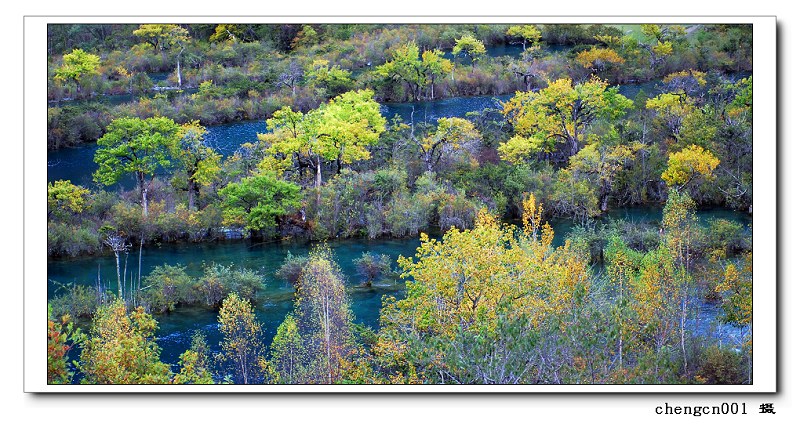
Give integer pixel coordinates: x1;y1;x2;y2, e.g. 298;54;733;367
132;24;190;87
78;299;172;384
563;142;635;213
499;77;632;164
292;247;357;384
377;196;591;383
646;93;697;137
453;33;486;71
639;24;684;70
661;144;720;193
409;117;481;173
576;47;625;75
506;25;542;52
216;293;266;384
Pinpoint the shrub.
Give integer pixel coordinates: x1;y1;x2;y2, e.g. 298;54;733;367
139;265;196;313
276;252;309;288
50;284;103;319
353;252;393;286
696;345;746;384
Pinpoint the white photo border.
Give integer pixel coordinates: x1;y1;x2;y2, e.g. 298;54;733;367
24;15;777;393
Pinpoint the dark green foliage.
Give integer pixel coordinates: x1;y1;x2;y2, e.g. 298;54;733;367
139;264;196;313
696;345;746;384
353;252;393;286
276;252;309;289
219;174;301;234
49;284;104;319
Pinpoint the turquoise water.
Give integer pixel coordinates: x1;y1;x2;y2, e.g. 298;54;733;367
48;237;421;366
48;206;751;367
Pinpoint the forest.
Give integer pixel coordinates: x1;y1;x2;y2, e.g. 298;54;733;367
46;23;753;385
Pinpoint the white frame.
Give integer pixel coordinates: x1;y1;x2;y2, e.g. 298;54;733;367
24;16;777;393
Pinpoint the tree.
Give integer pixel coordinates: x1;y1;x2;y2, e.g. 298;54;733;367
267;314;306;383
216;293;266;384
209;24;257;43
499;78;633;164
575;47;625;74
305;59;354;97
646;93;696;137
174;331;214;384
132;24;190;87
661;189;699;376
562;142;635;213
292;247;356;384
54;48;100;95
506;25;542;51
219;174;301;235
377;197;591;383
47;180;89;219
276;61;303;97
409;117;481;173
261;89;386;191
93;116;182;218
661;144;720;192
421;49;454;99
175;121;221;211
78;299;172;384
453;34;486;70
639;24;685;71
47;305;83;384
376;42;452;101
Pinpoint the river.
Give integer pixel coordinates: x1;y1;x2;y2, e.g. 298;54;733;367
47;206;752;367
46;64;753;368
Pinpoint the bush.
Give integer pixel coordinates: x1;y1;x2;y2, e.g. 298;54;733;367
353;252;393;286
704;218;749;256
47;222;101;257
139;265;196;313
275;252;309;288
198;263;264;306
50;284;103;319
696;345;746;384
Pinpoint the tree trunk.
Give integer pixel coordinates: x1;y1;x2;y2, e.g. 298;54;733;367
138;234;144;305
188;178;197;211
114;251;122;299
315;157;322;190
137;172;148;218
176;46;184;88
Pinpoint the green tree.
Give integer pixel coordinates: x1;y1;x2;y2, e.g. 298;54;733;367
93;116;182;217
78;299;172;384
452;33;486;70
305;59;354;97
175;121;221;211
132;24;190;86
499;77;632;164
260;89;385;190
267;314;306;384
173;331;214;384
54;48;100;95
292;247;357;384
376;42;452;101
216;293;266;384
506;25;542;51
219;174;301;235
